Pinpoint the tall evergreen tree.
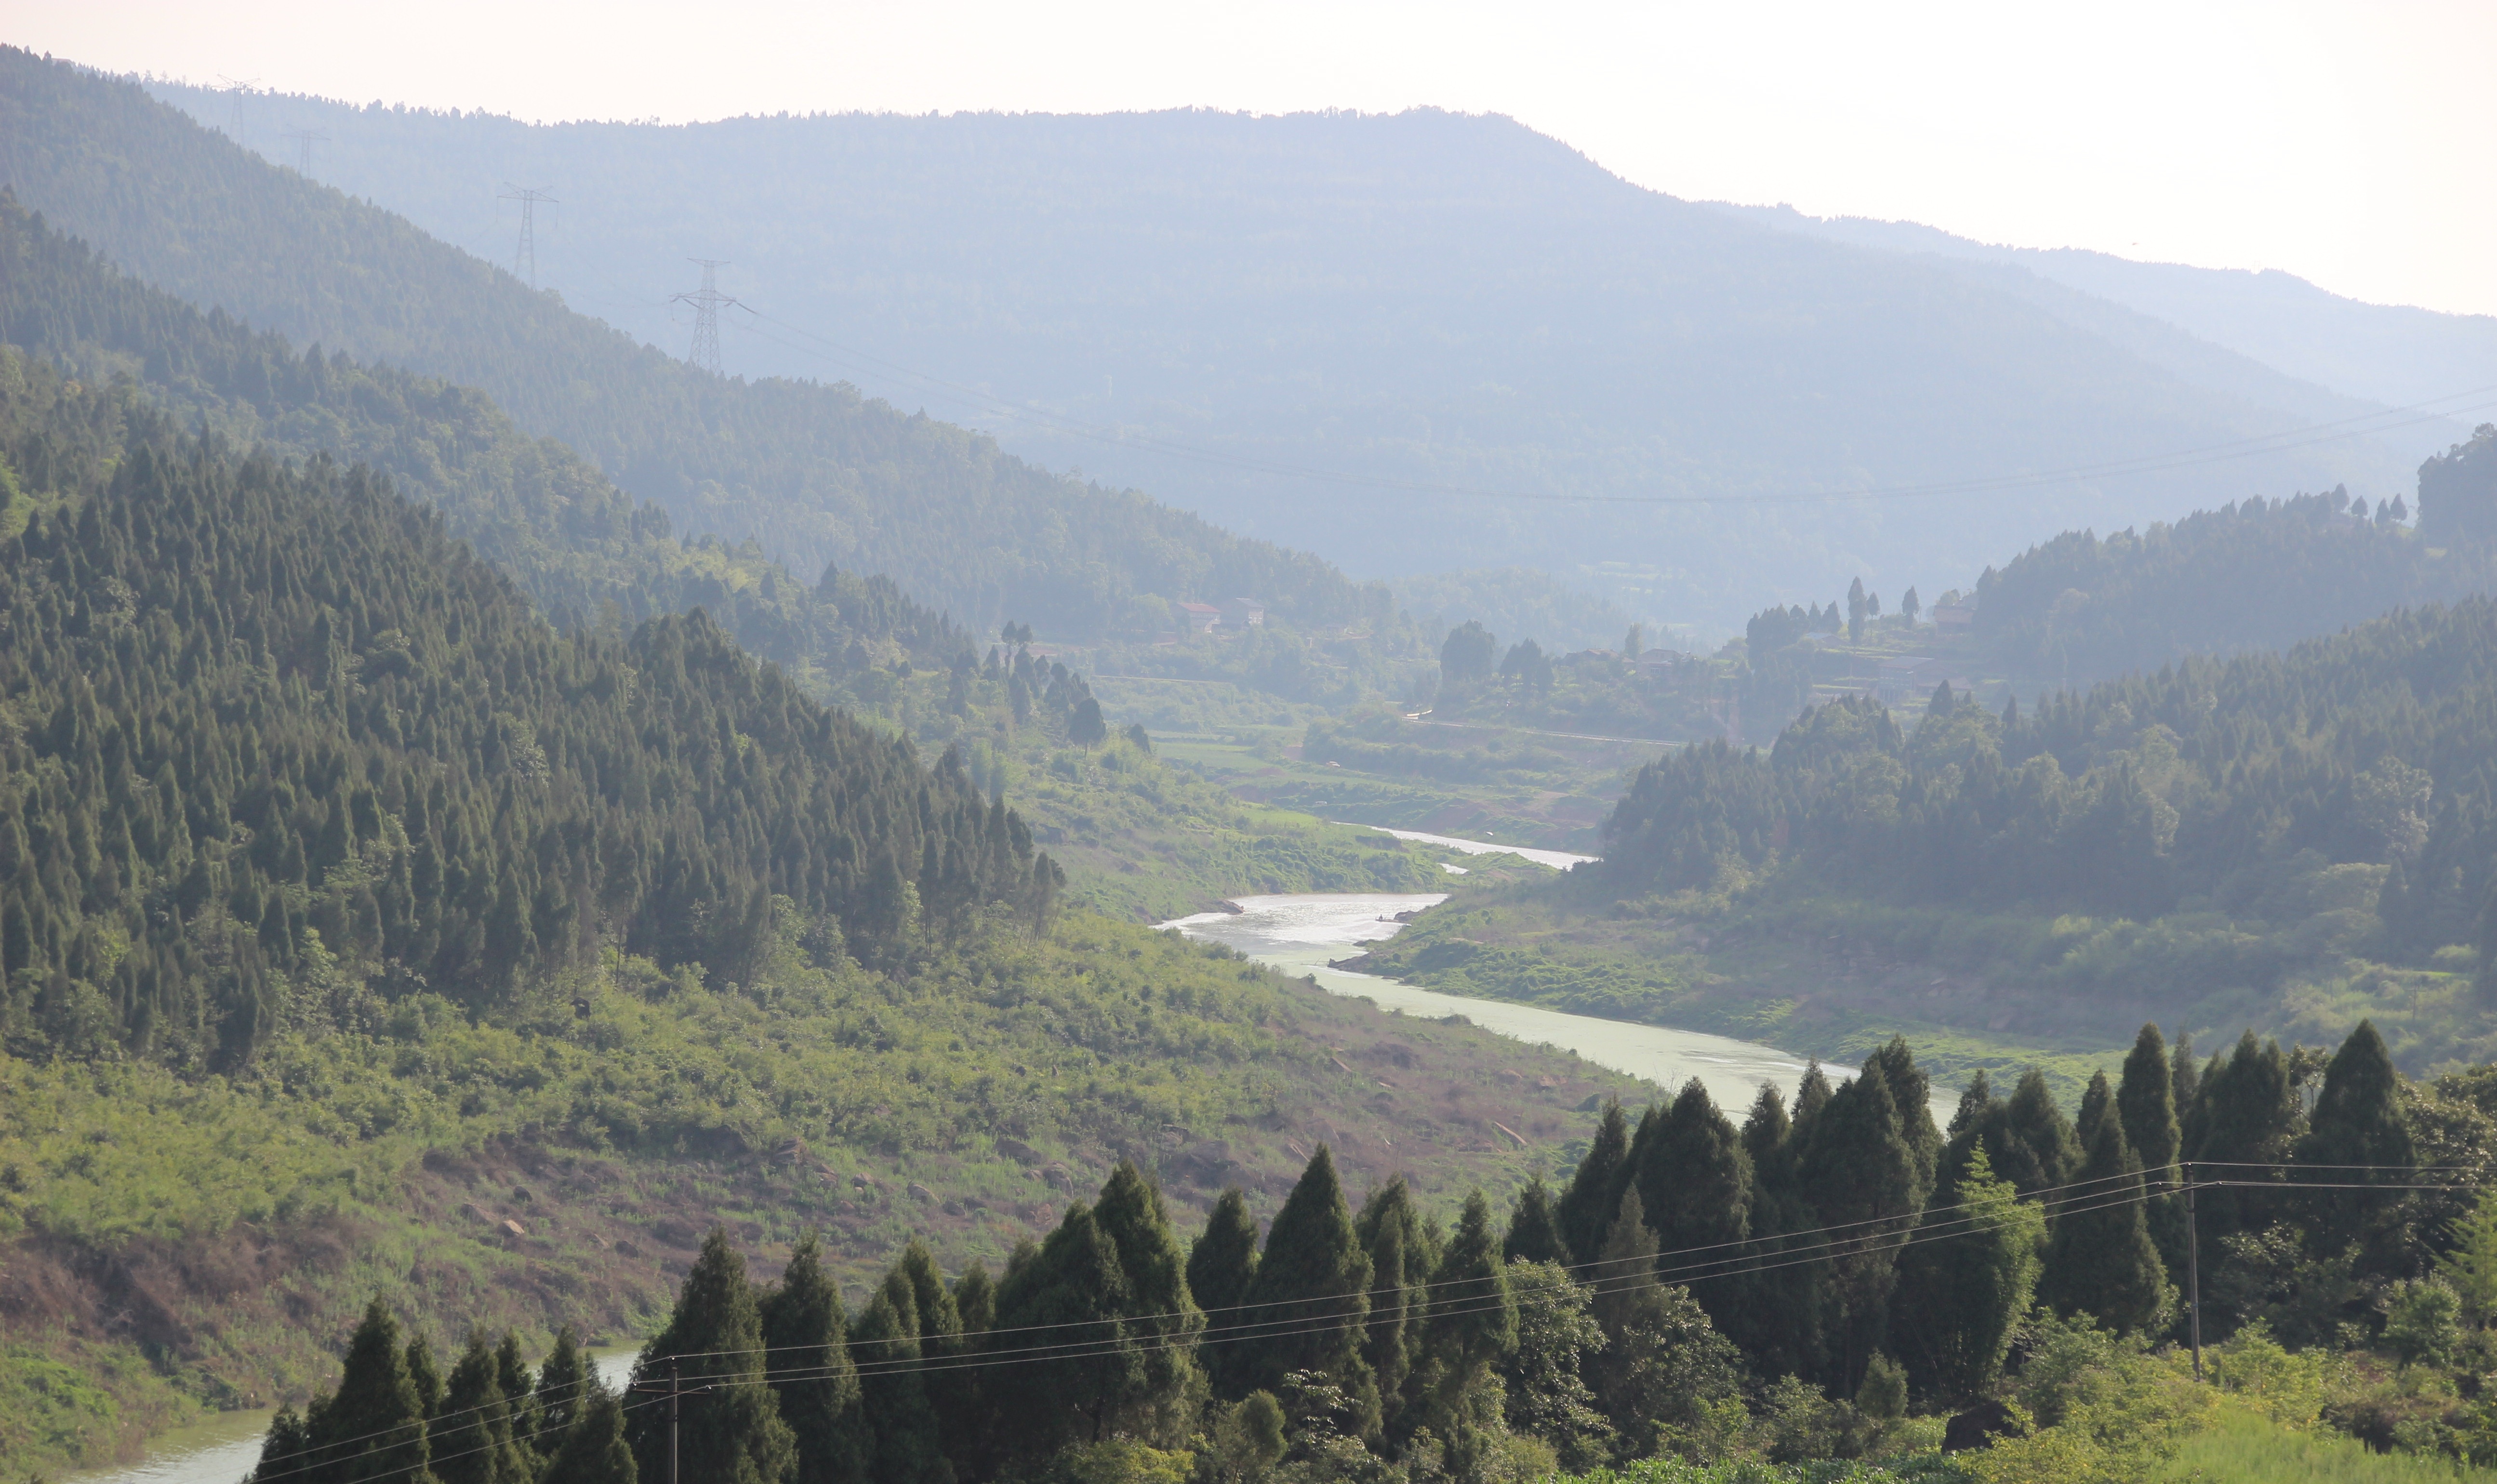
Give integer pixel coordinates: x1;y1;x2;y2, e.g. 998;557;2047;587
540;1389;638;1484
433;1331;530;1484
1725;1080;1825;1380
407;1332;447;1422
849;1285;948;1484
1798;1069;1919;1391
1354;1178;1427;1435
1188;1187;1261;1395
2041;1119;2171;1335
1635;1079;1753;1272
1502;1174;1567;1265
2298;1020;2417;1258
1234;1146;1376;1429
286;1299;434;1484
1414;1191;1514;1428
758;1232;870;1484
1556;1100;1634;1269
2073;1071;2115;1153
2119;1024;2182;1184
1586;1188;1743;1458
1865;1037;1941;1205
534;1327;592;1442
1889;1144;2044;1406
2184;1032;2302;1252
991;1201;1142;1451
493;1334;539;1469
1090;1160;1207;1444
624;1230;798;1484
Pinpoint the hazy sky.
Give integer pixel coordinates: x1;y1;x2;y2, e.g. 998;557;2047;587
15;0;2493;317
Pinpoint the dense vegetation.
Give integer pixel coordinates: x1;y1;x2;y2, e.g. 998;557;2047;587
0;190;967;676
1603;599;2497;970
0;50;1404;645
131;71;2415;625
0;355;1058;1062
266;1020;2497;1482
1963;453;2497;683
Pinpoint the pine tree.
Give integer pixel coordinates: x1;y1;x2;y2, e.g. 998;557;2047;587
2298;1020;2416;1258
624;1230;798;1484
890;1239;976;1473
2040;1119;2171;1335
1889;1144;2043;1405
1866;1037;1941;1205
1556;1099;1633;1268
1725;1080;1825;1380
433;1331;529;1484
2184;1032;2300;1251
407;1331;447;1422
535;1328;591;1441
1090;1160;1206;1443
991;1201;1141;1449
849;1284;947;1484
2074;1071;2114;1153
1234;1146;1376;1429
2171;1033;2202;1113
297;1299;433;1484
1637;1079;1753;1268
1991;1068;2082;1195
2118;1025;2182;1184
759;1232;870;1484
1413;1190;1514;1433
1799;1069;1919;1391
540;1388;637;1484
1188;1186;1261;1396
1354;1178;1426;1435
494;1334;539;1469
1502;1174;1567;1265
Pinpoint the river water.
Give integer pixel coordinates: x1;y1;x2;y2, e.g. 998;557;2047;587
66;1351;639;1484
1158;891;1847;1109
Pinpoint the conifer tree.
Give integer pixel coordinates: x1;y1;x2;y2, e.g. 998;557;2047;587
991;1201;1141;1449
1992;1068;2082;1195
540;1388;638;1484
1188;1187;1261;1395
1586;1188;1743;1457
494;1334;539;1469
292;1299;434;1484
1726;1081;1825;1380
1354;1178;1427;1435
1799;1070;1919;1391
1090;1161;1207;1443
758;1232;870;1484
2074;1071;2115;1153
535;1328;591;1441
407;1331;447;1421
890;1239;977;1472
624;1230;798;1484
1502;1174;1567;1265
2184;1032;2301;1250
1636;1079;1753;1273
434;1331;529;1484
2118;1024;2182;1184
1235;1146;1376;1429
2040;1119;2171;1335
849;1285;947;1484
1557;1100;1633;1269
2299;1020;2416;1258
954;1262;997;1337
1889;1144;2043;1405
1414;1190;1514;1433
2171;1033;2201;1113
1866;1037;1941;1205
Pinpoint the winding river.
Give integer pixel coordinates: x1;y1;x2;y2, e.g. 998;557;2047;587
80;837;1834;1484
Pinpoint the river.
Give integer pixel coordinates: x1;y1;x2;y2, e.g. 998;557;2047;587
66;1351;639;1484
1158;890;1849;1109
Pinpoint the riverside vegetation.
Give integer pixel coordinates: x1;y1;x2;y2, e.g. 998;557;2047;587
260;1016;2497;1483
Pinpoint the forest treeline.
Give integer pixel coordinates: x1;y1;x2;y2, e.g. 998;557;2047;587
264;1016;2497;1482
1963;446;2497;681
0;353;1059;1065
1601;597;2497;968
0;191;966;677
0;49;1402;645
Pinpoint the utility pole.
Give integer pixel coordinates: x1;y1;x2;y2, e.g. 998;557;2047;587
671;259;744;377
279;127;328;176
668;1357;681;1484
2183;1161;2203;1380
498;184;559;287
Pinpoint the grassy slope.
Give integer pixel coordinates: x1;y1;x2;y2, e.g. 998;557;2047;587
0;913;1638;1475
2159;1408;2490;1481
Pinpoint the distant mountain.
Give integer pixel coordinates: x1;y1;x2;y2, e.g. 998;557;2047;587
119;74;2428;627
1715;203;2497;418
0;51;1397;647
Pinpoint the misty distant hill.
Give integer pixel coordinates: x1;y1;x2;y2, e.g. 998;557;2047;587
1714;203;2497;417
99;81;2436;628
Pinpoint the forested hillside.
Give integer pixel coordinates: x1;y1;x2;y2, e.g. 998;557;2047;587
131;72;2420;623
1961;445;2497;681
0;354;1060;1060
0;191;964;679
0;50;1402;646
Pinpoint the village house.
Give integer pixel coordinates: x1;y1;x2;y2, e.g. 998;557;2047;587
1219;596;1266;628
1173;601;1222;635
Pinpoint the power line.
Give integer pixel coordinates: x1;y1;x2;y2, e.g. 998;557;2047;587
498;184;560;289
672;259;748;377
215;76;259;148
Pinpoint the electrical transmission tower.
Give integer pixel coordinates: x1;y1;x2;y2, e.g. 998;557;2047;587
215;76;259;146
279;127;328;175
671;259;745;377
498;184;559;287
